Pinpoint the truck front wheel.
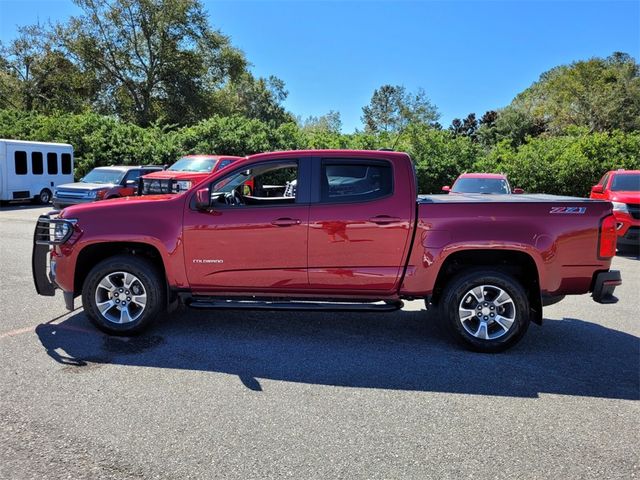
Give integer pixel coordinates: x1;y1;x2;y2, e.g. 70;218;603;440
82;255;165;335
440;269;530;353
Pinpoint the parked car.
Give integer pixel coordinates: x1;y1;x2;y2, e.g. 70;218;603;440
53;165;163;209
442;173;524;194
0;139;73;204
590;169;640;250
139;155;241;195
33;149;621;353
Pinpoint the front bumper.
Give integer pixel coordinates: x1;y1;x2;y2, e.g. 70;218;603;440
592;270;622;304
32;214;77;310
32;229;56;297
614;210;640;237
52;196;95;209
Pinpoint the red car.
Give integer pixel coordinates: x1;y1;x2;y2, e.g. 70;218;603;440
33;150;620;352
590;169;640;250
442;173;524;194
140;155;241;195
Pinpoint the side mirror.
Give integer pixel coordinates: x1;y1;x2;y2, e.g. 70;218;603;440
441;186;451;193
194;187;211;210
125;179;137;186
512;188;524;194
591;185;604;194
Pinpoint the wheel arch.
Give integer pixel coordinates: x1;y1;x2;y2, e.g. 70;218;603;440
74;242;169;301
430;249;543;325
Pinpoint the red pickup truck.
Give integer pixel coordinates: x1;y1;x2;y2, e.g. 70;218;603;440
33;150;621;352
139;155;241;195
590;169;640;251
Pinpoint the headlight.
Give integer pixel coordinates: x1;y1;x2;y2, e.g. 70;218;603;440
87;189;108;199
174;180;192;192
53;221;71;242
611;201;629;213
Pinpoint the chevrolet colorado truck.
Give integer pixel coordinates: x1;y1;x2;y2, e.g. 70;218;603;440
33;150;621;352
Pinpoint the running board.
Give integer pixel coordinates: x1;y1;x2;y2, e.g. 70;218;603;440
186;298;404;312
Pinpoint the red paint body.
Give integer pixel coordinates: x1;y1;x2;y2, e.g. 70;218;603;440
590;170;640;247
52;150;616;303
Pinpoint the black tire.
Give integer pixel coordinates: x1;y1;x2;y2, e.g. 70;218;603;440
82;255;166;335
440;269;530;353
36;189;52;205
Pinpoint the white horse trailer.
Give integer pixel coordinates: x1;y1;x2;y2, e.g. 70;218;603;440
0;139;74;203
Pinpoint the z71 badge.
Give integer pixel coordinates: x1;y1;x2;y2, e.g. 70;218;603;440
549;206;587;214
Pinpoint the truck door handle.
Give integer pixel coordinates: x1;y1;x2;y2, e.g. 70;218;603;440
368;215;402;224
272;218;301;226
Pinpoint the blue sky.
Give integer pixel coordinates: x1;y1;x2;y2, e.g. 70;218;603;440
1;0;638;132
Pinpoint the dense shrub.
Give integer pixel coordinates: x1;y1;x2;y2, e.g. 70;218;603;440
475;129;640;196
0;109;638;195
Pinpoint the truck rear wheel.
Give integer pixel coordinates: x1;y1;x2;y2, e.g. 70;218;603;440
440;269;530;353
82;255;165;335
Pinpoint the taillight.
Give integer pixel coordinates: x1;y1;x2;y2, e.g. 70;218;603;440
599;214;617;258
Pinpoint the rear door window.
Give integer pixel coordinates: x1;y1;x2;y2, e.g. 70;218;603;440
320;160;393;203
124;169;142;183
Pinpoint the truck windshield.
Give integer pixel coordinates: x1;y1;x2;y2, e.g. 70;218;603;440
82;168;124;184
452;178;510;194
169;157;217;173
611;174;640;191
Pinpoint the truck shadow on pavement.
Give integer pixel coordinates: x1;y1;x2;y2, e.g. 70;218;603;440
35;308;639;400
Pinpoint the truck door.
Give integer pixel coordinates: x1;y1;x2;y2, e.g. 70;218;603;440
307;157;414;293
183;157;311;292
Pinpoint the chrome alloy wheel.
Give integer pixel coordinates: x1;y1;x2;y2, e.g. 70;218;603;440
94;271;147;324
458;285;516;340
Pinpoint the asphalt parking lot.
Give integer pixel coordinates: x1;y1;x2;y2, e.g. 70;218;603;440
1;204;638;479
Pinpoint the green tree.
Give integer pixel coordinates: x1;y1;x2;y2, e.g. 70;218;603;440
512;52;640;133
449;113;478;140
300;110;342;133
212;73;293;126
53;0;247;126
0;53;22;109
361;85;439;133
403;124;481;193
0;26;97;113
491;106;546;147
